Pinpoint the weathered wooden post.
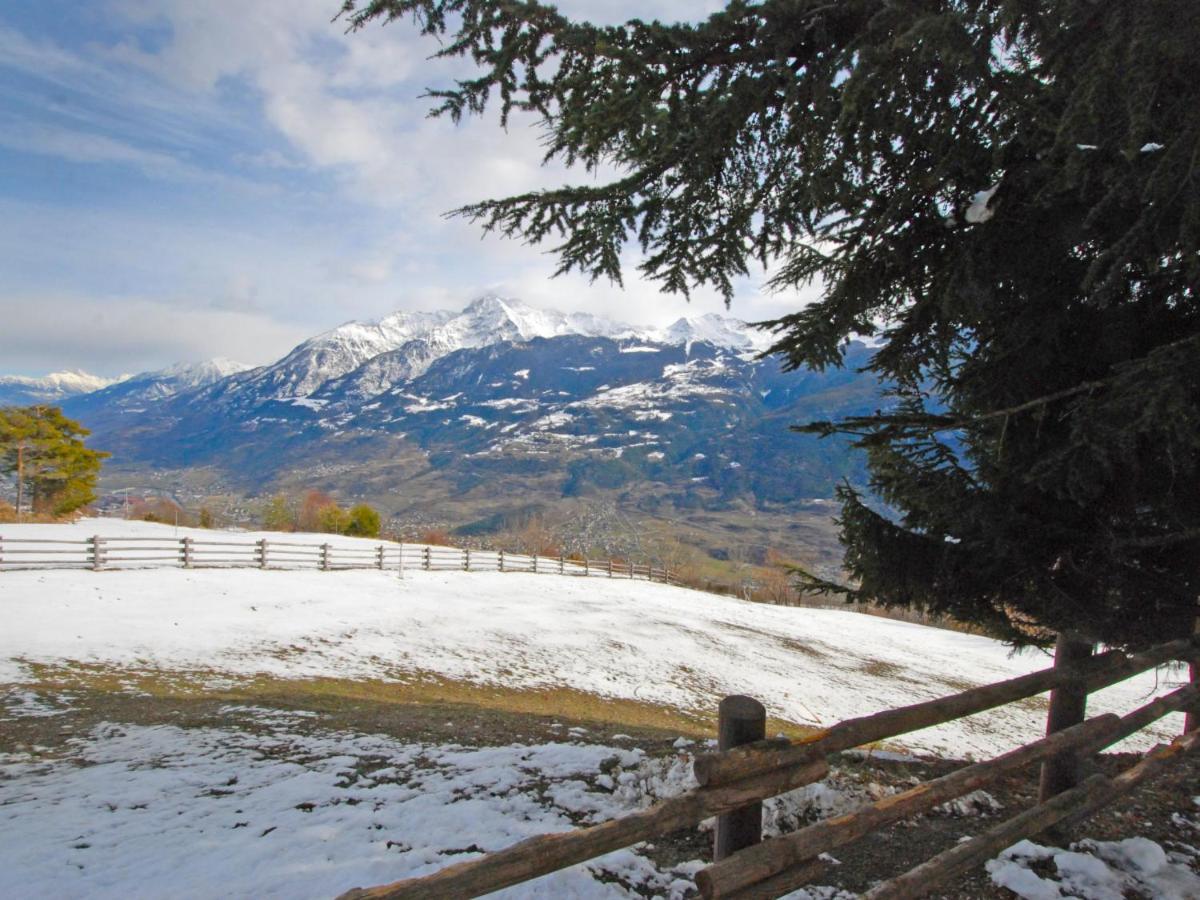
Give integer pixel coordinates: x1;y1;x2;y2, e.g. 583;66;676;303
608;559;613;577
89;535;105;571
1038;633;1093;802
499;549;505;572
714;695;767;860
559;554;565;575
376;545;385;570
257;539;269;570
464;548;471;571
320;543;331;571
584;557;589;576
532;553;539;574
629;560;635;579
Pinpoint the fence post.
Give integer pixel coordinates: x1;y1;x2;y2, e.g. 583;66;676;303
181;537;193;568
499;549;505;572
584;558;589;576
89;535;104;571
608;559;613;577
376;545;385;570
559;554;565;575
630;560;635;579
1038;633;1093;802
257;539;268;570
714;695;767;860
320;543;331;571
423;546;431;571
532;553;538;574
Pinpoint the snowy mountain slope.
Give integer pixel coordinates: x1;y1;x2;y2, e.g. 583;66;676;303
0;370;123;406
61;358;251;415
0;519;1186;759
76;333;874;508
197;295;640;407
645;312;775;355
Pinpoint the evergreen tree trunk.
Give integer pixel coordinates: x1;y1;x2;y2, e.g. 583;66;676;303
1038;634;1094;802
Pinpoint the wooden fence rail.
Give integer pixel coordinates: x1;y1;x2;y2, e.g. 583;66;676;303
335;636;1200;900
0;533;677;585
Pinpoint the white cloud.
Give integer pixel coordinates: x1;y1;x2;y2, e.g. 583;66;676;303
0;292;306;376
0;0;825;377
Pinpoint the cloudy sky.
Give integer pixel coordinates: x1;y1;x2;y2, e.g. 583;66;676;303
0;0;818;377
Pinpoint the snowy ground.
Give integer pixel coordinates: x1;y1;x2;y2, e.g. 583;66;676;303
0;702;707;899
987;834;1200;900
2;519;1196;899
0;519;1188;758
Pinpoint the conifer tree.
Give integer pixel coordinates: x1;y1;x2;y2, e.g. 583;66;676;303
347;503;382;538
345;1;1200;648
0;406;109;518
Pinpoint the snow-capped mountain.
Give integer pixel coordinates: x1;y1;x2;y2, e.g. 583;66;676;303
193;295;772;414
63;359;253;416
645;313;776;355
28;296;882;531
0;370;124;406
217;295;643;406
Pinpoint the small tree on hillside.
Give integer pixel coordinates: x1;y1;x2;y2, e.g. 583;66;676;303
0;405;108;519
346;503;381;537
318;503;352;535
261;494;296;532
298;490;336;532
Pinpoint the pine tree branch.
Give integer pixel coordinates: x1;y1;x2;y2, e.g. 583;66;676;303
801;331;1200;442
1116;528;1200;550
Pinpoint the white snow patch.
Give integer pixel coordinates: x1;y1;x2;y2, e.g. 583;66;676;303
987;837;1200;900
290;398;328;411
965;183;1000;224
0;717;703;899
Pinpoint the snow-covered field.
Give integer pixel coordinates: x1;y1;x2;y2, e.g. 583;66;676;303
2;519;1195;899
0;519;1188;758
0;705;711;899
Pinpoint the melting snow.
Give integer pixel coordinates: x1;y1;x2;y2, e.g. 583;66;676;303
0;716;705;899
987;837;1200;900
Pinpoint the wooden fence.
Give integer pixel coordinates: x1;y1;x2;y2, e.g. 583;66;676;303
337;636;1200;900
0;534;675;584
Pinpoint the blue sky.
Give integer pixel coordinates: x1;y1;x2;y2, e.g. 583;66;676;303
0;0;814;377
